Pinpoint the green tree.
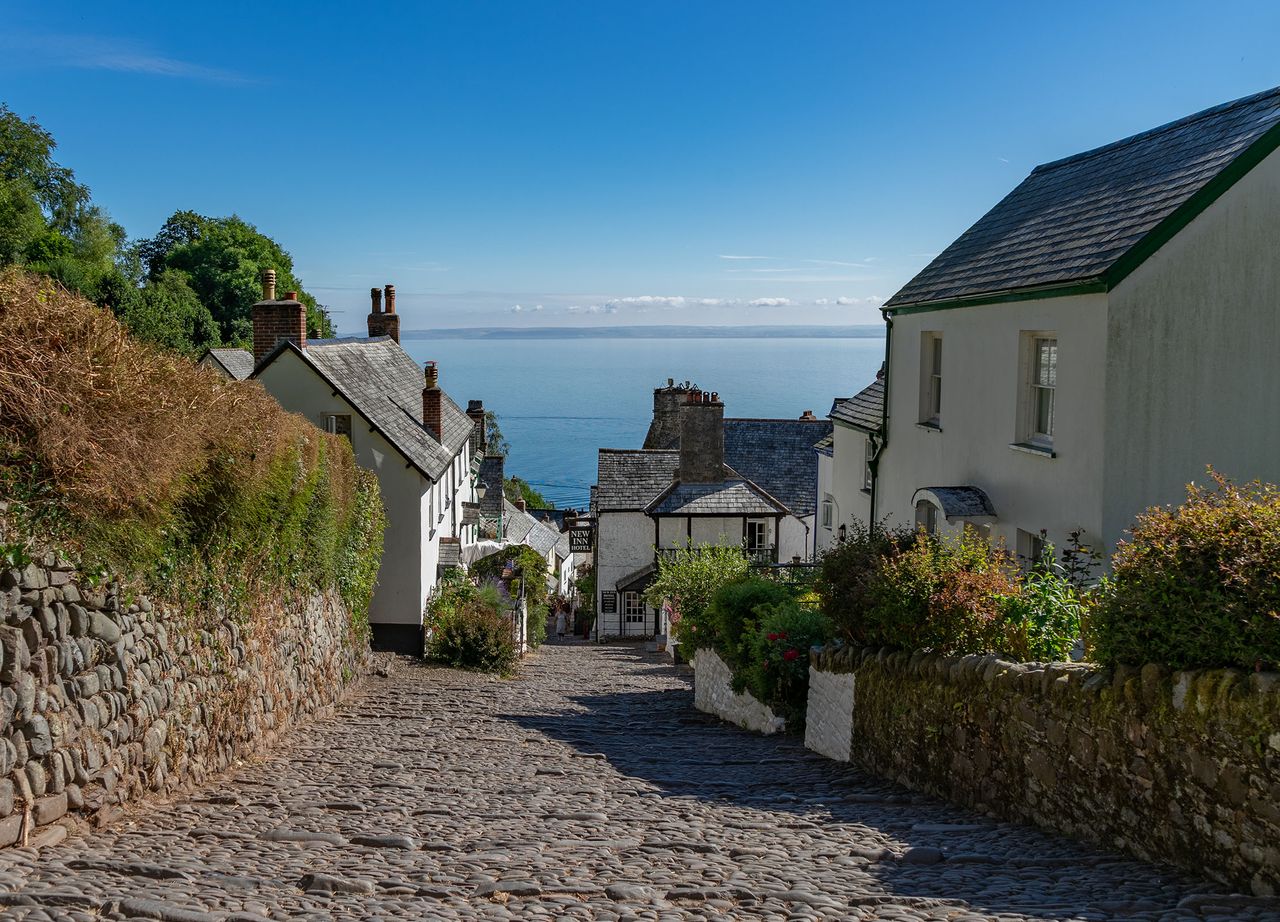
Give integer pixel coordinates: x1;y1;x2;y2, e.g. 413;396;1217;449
484;410;511;458
139;210;334;344
645;544;748;646
505;475;552;509
117;270;221;356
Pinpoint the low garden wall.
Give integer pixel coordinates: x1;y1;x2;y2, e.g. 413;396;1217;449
692;648;785;735
0;552;365;850
806;644;1280;896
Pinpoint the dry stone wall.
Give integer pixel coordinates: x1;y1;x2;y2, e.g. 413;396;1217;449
805;644;1280;896
692;648;784;735
0;551;364;850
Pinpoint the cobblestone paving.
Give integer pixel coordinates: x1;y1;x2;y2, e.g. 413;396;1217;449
0;643;1275;921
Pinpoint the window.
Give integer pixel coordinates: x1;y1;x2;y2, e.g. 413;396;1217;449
915;500;939;535
746;520;767;549
623;592;645;623
919;333;942;426
1031;338;1057;441
324;414;352;442
821;497;834;529
863;437;875;491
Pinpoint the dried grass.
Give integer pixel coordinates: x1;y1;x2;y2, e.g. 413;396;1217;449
0;268;321;522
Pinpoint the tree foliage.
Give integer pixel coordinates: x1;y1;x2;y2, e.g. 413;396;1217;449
644;544;748;645
505;475;552;510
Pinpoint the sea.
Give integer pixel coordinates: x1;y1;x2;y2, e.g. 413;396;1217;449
400;332;886;510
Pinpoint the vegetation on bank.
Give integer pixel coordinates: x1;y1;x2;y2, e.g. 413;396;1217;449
423;560;551;675
0;104;332;357
0;269;384;635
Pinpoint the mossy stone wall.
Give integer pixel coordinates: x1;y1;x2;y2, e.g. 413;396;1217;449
807;645;1280;896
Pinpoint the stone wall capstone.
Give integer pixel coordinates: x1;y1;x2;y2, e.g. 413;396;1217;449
805;644;1280;896
692;648;784;735
0;550;365;850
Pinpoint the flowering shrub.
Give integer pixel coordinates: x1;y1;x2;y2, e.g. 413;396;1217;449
742;601;833;723
996;546;1092;662
707;576;795;678
1092;472;1280;670
424;580;518;675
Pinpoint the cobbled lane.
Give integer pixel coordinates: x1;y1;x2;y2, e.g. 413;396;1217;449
0;643;1274;921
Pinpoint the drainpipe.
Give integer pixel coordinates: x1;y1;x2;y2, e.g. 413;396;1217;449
868;308;893;525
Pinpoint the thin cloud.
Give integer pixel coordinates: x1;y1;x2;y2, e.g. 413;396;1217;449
2;32;253;84
747;297;796;307
717;254;774;261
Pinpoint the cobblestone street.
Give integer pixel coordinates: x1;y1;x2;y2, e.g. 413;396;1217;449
0;643;1273;921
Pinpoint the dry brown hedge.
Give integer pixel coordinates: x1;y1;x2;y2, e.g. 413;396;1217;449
0;268;327;523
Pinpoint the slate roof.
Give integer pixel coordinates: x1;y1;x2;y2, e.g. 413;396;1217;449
830;379;885;432
886;86;1280;308
255;337;473;481
502;499;561;557
722;419;831;517
916;486;997;520
438;538;462;570
595;449;679;512
645;480;788;517
204;348;254;380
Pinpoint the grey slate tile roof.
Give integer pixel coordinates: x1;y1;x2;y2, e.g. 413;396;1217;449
205;348;254;380
502;499;560;556
645;480;788;517
830;379;884;432
258;337;473;481
722;419;831;517
886;86;1280;308
917;486;997;519
595;449;679;511
438;538;462;569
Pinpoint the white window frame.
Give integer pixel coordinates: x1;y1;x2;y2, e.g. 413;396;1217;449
1017;528;1047;570
745;519;768;550
1017;332;1057;451
919;332;942;427
622;591;645;622
821;498;834;529
862;437;875;491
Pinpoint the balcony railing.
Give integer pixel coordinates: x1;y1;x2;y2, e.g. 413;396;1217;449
655;544;777;564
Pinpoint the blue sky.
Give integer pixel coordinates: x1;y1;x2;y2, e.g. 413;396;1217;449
3;1;1278;332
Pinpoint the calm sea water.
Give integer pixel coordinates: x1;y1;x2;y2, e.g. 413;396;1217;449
401;336;885;509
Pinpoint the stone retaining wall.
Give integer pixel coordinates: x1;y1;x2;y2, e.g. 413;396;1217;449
692;648;784;735
0;551;365;849
805;645;1280;896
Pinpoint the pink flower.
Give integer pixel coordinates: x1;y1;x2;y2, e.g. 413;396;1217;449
783;649;799;662
766;632;779;642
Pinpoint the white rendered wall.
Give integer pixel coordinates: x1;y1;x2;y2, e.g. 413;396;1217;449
1104;146;1280;548
255;351;427;626
829;425;874;537
804;666;855;762
877;293;1109;557
692;649;785;735
778;515;810;562
595;510;655;636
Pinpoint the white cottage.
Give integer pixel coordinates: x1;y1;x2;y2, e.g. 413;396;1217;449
250;276;484;651
594;387;830;637
834;86;1280;561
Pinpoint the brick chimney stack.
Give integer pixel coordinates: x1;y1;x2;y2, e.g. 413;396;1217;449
799;409;817;420
643;377;697;449
251;268;306;365
466;399;486;455
515;498;527;512
367;283;401;343
678;390;725;484
422;361;442;440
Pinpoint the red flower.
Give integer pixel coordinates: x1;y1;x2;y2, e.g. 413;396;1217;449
776;631;788;641
782;648;799;662
766;632;779;641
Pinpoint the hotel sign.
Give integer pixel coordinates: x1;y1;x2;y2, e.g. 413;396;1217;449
600;591;617;614
569;526;594;553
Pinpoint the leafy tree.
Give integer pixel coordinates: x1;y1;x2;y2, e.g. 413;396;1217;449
484;410;511;458
645;544;748;646
0;104;89;232
505;475;552;509
116;270;221;356
140;211;333;344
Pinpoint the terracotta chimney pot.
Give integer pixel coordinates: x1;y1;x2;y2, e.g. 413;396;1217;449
384;284;396;313
370;287;382;313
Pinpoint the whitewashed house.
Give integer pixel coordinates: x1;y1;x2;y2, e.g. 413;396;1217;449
594;386;830;637
250;276;485;651
818;373;884;554
835;86;1280;561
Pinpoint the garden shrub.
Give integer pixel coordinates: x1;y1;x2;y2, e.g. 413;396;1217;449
527;602;549;650
706;576;796;675
996;546;1091;662
471;544;549;608
816;521;914;646
742;601;833;723
644;543;747;647
865;530;1020;656
427;599;518;675
1092;472;1280;670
